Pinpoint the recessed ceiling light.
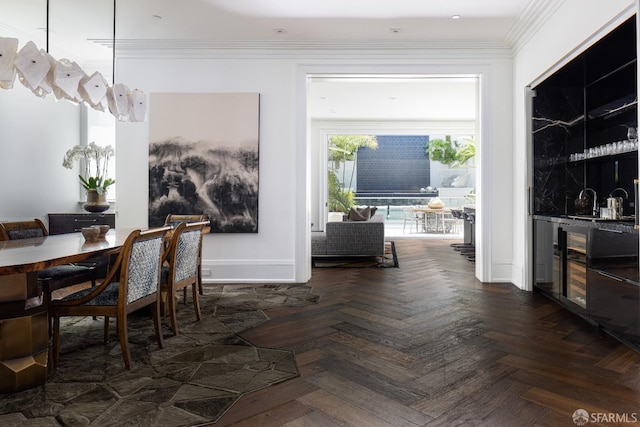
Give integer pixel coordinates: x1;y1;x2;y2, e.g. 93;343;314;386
451;15;461;19
152;15;162;20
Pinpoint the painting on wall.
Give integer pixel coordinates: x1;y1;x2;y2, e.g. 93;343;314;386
148;93;260;232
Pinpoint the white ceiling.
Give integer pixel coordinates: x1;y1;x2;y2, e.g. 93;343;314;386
1;0;547;58
0;0;546;120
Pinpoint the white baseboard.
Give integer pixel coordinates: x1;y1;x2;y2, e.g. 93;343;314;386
201;259;297;283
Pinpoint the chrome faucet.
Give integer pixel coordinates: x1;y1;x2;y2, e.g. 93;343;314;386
610;187;629;199
580;188;598;216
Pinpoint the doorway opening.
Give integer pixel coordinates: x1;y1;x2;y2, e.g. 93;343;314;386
308;75;479;240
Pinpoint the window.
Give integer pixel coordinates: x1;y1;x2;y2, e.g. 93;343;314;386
83;106;116;199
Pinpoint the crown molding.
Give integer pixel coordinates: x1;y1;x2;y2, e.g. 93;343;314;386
90;38;513;59
505;0;565;54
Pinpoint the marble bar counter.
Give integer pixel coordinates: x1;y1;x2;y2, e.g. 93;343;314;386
533;214;638;235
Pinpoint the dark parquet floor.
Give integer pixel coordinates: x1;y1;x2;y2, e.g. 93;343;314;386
215;238;640;427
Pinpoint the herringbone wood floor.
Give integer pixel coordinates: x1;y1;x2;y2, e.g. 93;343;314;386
215;238;640;427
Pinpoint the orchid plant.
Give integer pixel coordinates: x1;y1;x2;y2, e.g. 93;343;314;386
62;142;115;194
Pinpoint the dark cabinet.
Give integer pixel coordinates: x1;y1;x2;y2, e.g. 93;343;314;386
533;219;561;298
531;15;640;352
587;228;639;348
588;269;640;348
534;218;640;350
48;213;115;235
532;16;637;217
534;220;589;315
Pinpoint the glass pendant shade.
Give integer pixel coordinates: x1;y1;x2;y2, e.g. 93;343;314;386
0;37;18;89
129;88;147;122
107;83;130;121
79;72;108;111
4;34;147;121
14;41;51;94
51;58;85;103
33;52;57;98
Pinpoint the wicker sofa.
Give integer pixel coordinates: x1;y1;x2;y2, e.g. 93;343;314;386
311;214;385;258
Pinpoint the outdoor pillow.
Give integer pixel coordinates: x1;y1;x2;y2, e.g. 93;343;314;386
348;206;371;221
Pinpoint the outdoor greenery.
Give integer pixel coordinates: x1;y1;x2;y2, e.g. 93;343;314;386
327;134;378;213
425;136;475;168
327;171;355;213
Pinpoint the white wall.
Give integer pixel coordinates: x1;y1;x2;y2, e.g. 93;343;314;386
116;58;298;282
0;84;84;226
512;0;636;289
115;54;514;283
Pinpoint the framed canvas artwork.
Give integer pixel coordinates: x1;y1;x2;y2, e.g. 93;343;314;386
148;93;260;232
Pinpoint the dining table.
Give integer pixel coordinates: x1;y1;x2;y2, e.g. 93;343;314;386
409;206;452;233
0;228;135;393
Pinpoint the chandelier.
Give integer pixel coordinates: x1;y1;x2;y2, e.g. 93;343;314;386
0;0;145;122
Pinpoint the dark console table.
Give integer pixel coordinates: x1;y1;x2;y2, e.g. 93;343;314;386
48;213;115;235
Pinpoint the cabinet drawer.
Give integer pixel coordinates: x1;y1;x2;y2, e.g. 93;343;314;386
48;213;115;235
588;268;640;348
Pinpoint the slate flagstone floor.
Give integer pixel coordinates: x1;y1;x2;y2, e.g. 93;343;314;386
0;284;319;427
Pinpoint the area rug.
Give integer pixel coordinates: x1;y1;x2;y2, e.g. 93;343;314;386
312;241;399;268
0;284;319;427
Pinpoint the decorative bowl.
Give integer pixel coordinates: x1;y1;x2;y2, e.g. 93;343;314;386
81;226;100;241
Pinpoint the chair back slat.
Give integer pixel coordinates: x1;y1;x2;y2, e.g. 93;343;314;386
173;227;201;283
126;236;164;304
164;214;208;229
0;219;48;241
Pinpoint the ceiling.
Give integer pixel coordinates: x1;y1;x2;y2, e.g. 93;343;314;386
1;0;549;58
0;0;550;120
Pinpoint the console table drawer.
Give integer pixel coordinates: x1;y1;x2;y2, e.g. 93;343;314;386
48;213;115;235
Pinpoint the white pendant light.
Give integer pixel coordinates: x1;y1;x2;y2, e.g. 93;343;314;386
51;58;86;103
13;41;51;96
106;83;130;121
79;71;108;111
129;88;147;122
1;0;146;122
0;37;19;89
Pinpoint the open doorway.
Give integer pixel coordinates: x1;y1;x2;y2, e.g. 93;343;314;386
308;75;479;239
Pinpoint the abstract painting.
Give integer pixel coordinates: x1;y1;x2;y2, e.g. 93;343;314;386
148;93;260;232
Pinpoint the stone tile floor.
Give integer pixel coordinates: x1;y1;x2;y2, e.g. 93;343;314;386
0;284;319;427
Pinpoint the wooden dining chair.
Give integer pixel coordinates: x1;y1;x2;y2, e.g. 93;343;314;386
0;219;98;335
50;227;170;370
163;214;208;228
160;220;209;335
164;214;208;295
